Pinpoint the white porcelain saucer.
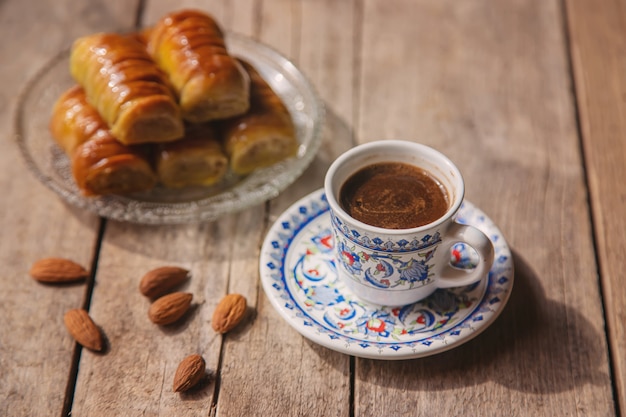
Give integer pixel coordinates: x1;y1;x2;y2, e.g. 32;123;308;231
259;189;514;360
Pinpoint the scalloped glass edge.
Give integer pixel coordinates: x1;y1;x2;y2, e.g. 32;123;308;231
14;33;325;224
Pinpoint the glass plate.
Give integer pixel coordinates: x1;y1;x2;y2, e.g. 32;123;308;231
14;33;324;224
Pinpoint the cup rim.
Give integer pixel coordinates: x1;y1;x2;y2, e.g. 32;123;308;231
324;140;465;234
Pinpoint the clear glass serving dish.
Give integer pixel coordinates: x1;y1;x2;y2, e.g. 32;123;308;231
14;33;324;224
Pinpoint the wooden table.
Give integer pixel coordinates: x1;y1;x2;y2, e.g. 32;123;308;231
1;0;624;415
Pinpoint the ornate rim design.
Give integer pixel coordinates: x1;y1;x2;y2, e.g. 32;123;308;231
330;212;443;253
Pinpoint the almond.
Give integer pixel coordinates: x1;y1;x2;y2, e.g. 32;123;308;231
148;292;193;325
63;308;103;352
30;258;88;283
139;266;189;299
173;354;206;393
212;293;247;334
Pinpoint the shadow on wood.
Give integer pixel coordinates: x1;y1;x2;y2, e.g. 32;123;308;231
354;248;610;394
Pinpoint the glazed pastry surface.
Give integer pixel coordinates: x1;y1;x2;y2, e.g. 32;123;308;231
147;9;250;122
49;85;106;155
155;123;229;188
50;85;157;196
72;135;157;196
219;59;298;175
49;11;300;196
70;32;184;145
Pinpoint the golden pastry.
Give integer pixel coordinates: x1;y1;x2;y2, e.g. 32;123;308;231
72;136;157;196
49;85;105;154
50;85;157;196
70;32;184;145
155;123;229;188
218;59;298;175
147;9;250;122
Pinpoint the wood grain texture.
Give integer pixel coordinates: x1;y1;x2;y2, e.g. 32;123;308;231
70;220;233;416
0;0;136;415
213;0;359;412
565;0;626;410
0;0;622;415
354;0;614;415
67;1;354;415
169;1;353;416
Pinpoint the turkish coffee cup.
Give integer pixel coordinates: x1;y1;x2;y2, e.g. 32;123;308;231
324;140;495;306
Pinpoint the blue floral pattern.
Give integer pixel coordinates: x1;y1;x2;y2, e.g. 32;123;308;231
331;212;442;253
260;190;514;359
336;237;436;289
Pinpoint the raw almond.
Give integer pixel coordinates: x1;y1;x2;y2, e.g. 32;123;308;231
63;308;103;352
173;354;206;393
148;292;193;325
139;266;189;299
212;293;247;334
30;258;88;283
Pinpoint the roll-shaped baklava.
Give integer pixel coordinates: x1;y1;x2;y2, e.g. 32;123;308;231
218;59;298;175
147;9;250;122
49;85;106;155
72;136;157;197
155;123;229;188
70;32;184;145
50;85;157;196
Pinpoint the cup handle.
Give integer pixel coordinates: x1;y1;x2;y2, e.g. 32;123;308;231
437;222;495;288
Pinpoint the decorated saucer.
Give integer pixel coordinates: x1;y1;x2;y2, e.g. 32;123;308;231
259;189;514;360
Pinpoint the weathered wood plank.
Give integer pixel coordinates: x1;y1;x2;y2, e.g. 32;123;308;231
68;1;353;415
66;2;247;415
208;0;358;416
354;0;614;415
565;0;626;412
2;0;619;415
0;1;137;416
70;219;234;416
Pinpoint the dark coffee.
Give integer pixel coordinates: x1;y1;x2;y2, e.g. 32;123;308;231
339;162;448;229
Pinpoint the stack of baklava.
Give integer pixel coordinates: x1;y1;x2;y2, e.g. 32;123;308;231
49;9;298;196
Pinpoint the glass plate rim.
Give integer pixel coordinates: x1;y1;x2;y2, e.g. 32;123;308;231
14;32;325;224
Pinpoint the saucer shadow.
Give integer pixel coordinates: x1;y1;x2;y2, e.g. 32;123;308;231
353;249;610;394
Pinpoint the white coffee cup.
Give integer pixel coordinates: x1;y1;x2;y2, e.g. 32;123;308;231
324;140;494;306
